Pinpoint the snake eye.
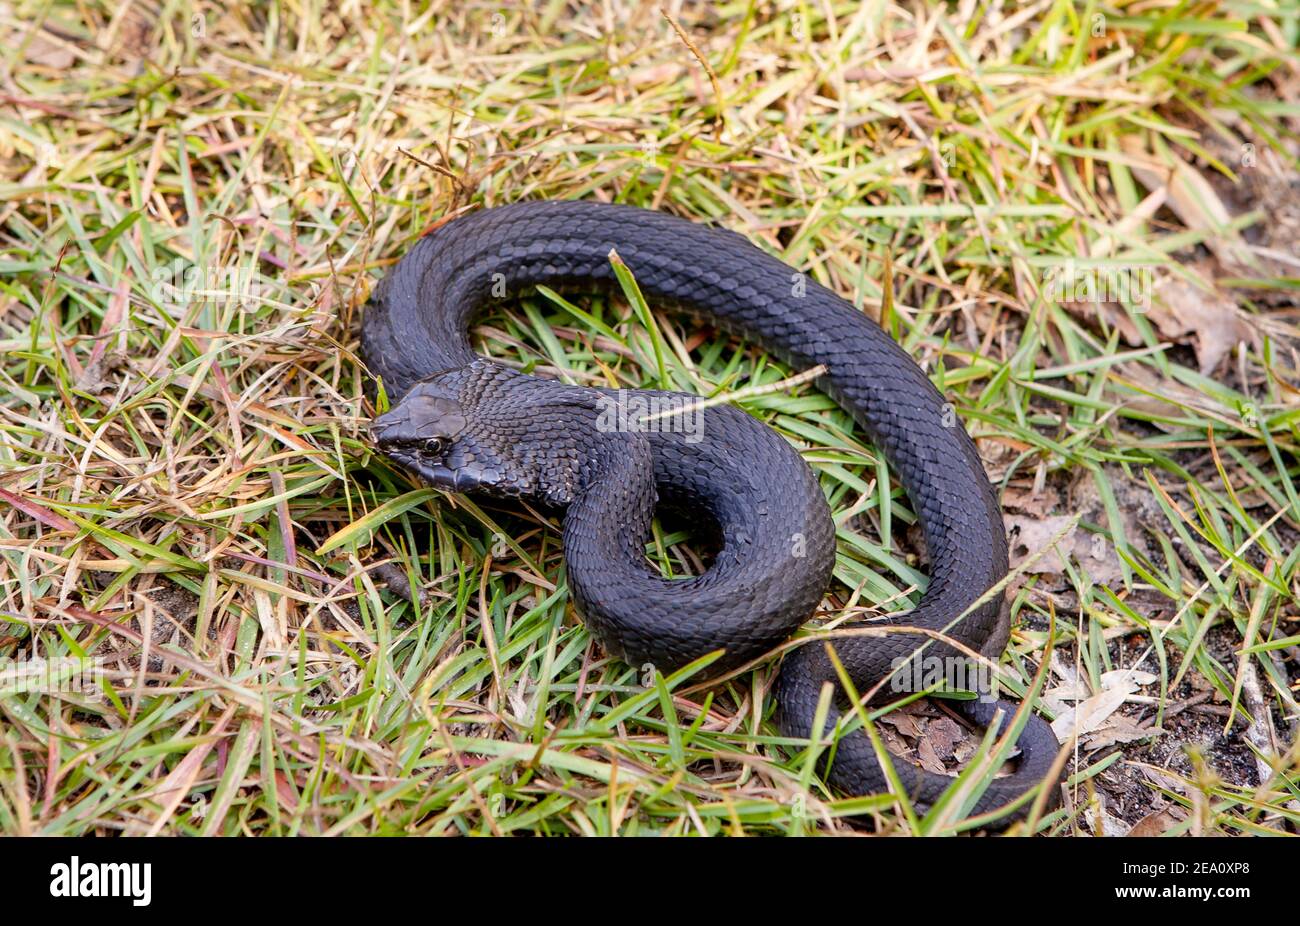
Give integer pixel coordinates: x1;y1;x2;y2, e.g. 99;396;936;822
420;437;447;459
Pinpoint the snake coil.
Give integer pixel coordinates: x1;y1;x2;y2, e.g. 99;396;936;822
363;201;1060;820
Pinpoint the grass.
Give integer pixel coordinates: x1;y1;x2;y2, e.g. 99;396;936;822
0;0;1298;836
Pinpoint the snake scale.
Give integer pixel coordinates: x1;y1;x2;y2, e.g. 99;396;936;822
362;200;1060;819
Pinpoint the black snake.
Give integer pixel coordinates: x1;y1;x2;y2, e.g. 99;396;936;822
362;200;1060;819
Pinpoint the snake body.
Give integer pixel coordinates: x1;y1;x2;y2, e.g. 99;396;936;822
363;201;1060;818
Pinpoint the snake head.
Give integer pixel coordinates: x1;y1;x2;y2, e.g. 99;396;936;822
370;370;532;496
371;377;479;491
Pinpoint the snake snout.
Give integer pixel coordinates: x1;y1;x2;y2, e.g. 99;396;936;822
369;408;410;446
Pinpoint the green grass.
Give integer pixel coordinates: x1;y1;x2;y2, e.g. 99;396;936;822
1;0;1298;835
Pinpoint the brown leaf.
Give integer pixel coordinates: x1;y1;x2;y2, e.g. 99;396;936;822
1150;275;1255;376
1117;361;1235;431
878;724;909;757
1006;514;1125;586
25;36;75;69
1121;136;1256;272
624;62;686;88
880;711;922;739
925;716;964;761
1083;714;1161;750
1127;808;1182;837
916;736;947;774
1002;484;1061;518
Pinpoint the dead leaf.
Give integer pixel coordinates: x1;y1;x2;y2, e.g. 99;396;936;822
880;711;922;738
879;725;909;757
1121;135;1256;272
25;35;75;69
1006;514;1125;586
1051;668;1153;741
1087;799;1133;837
1084;714;1162;750
916;736;947;774
624;62;685;88
1100;668;1159;690
953;737;977;764
1050;665;1154;743
1127;807;1182;837
1043;652;1091;715
925;716;963;761
1052;684;1129;740
1149;275;1256;375
1059;298;1141;346
1002;484;1061;517
1117;360;1235;430
1007;515;1077;575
